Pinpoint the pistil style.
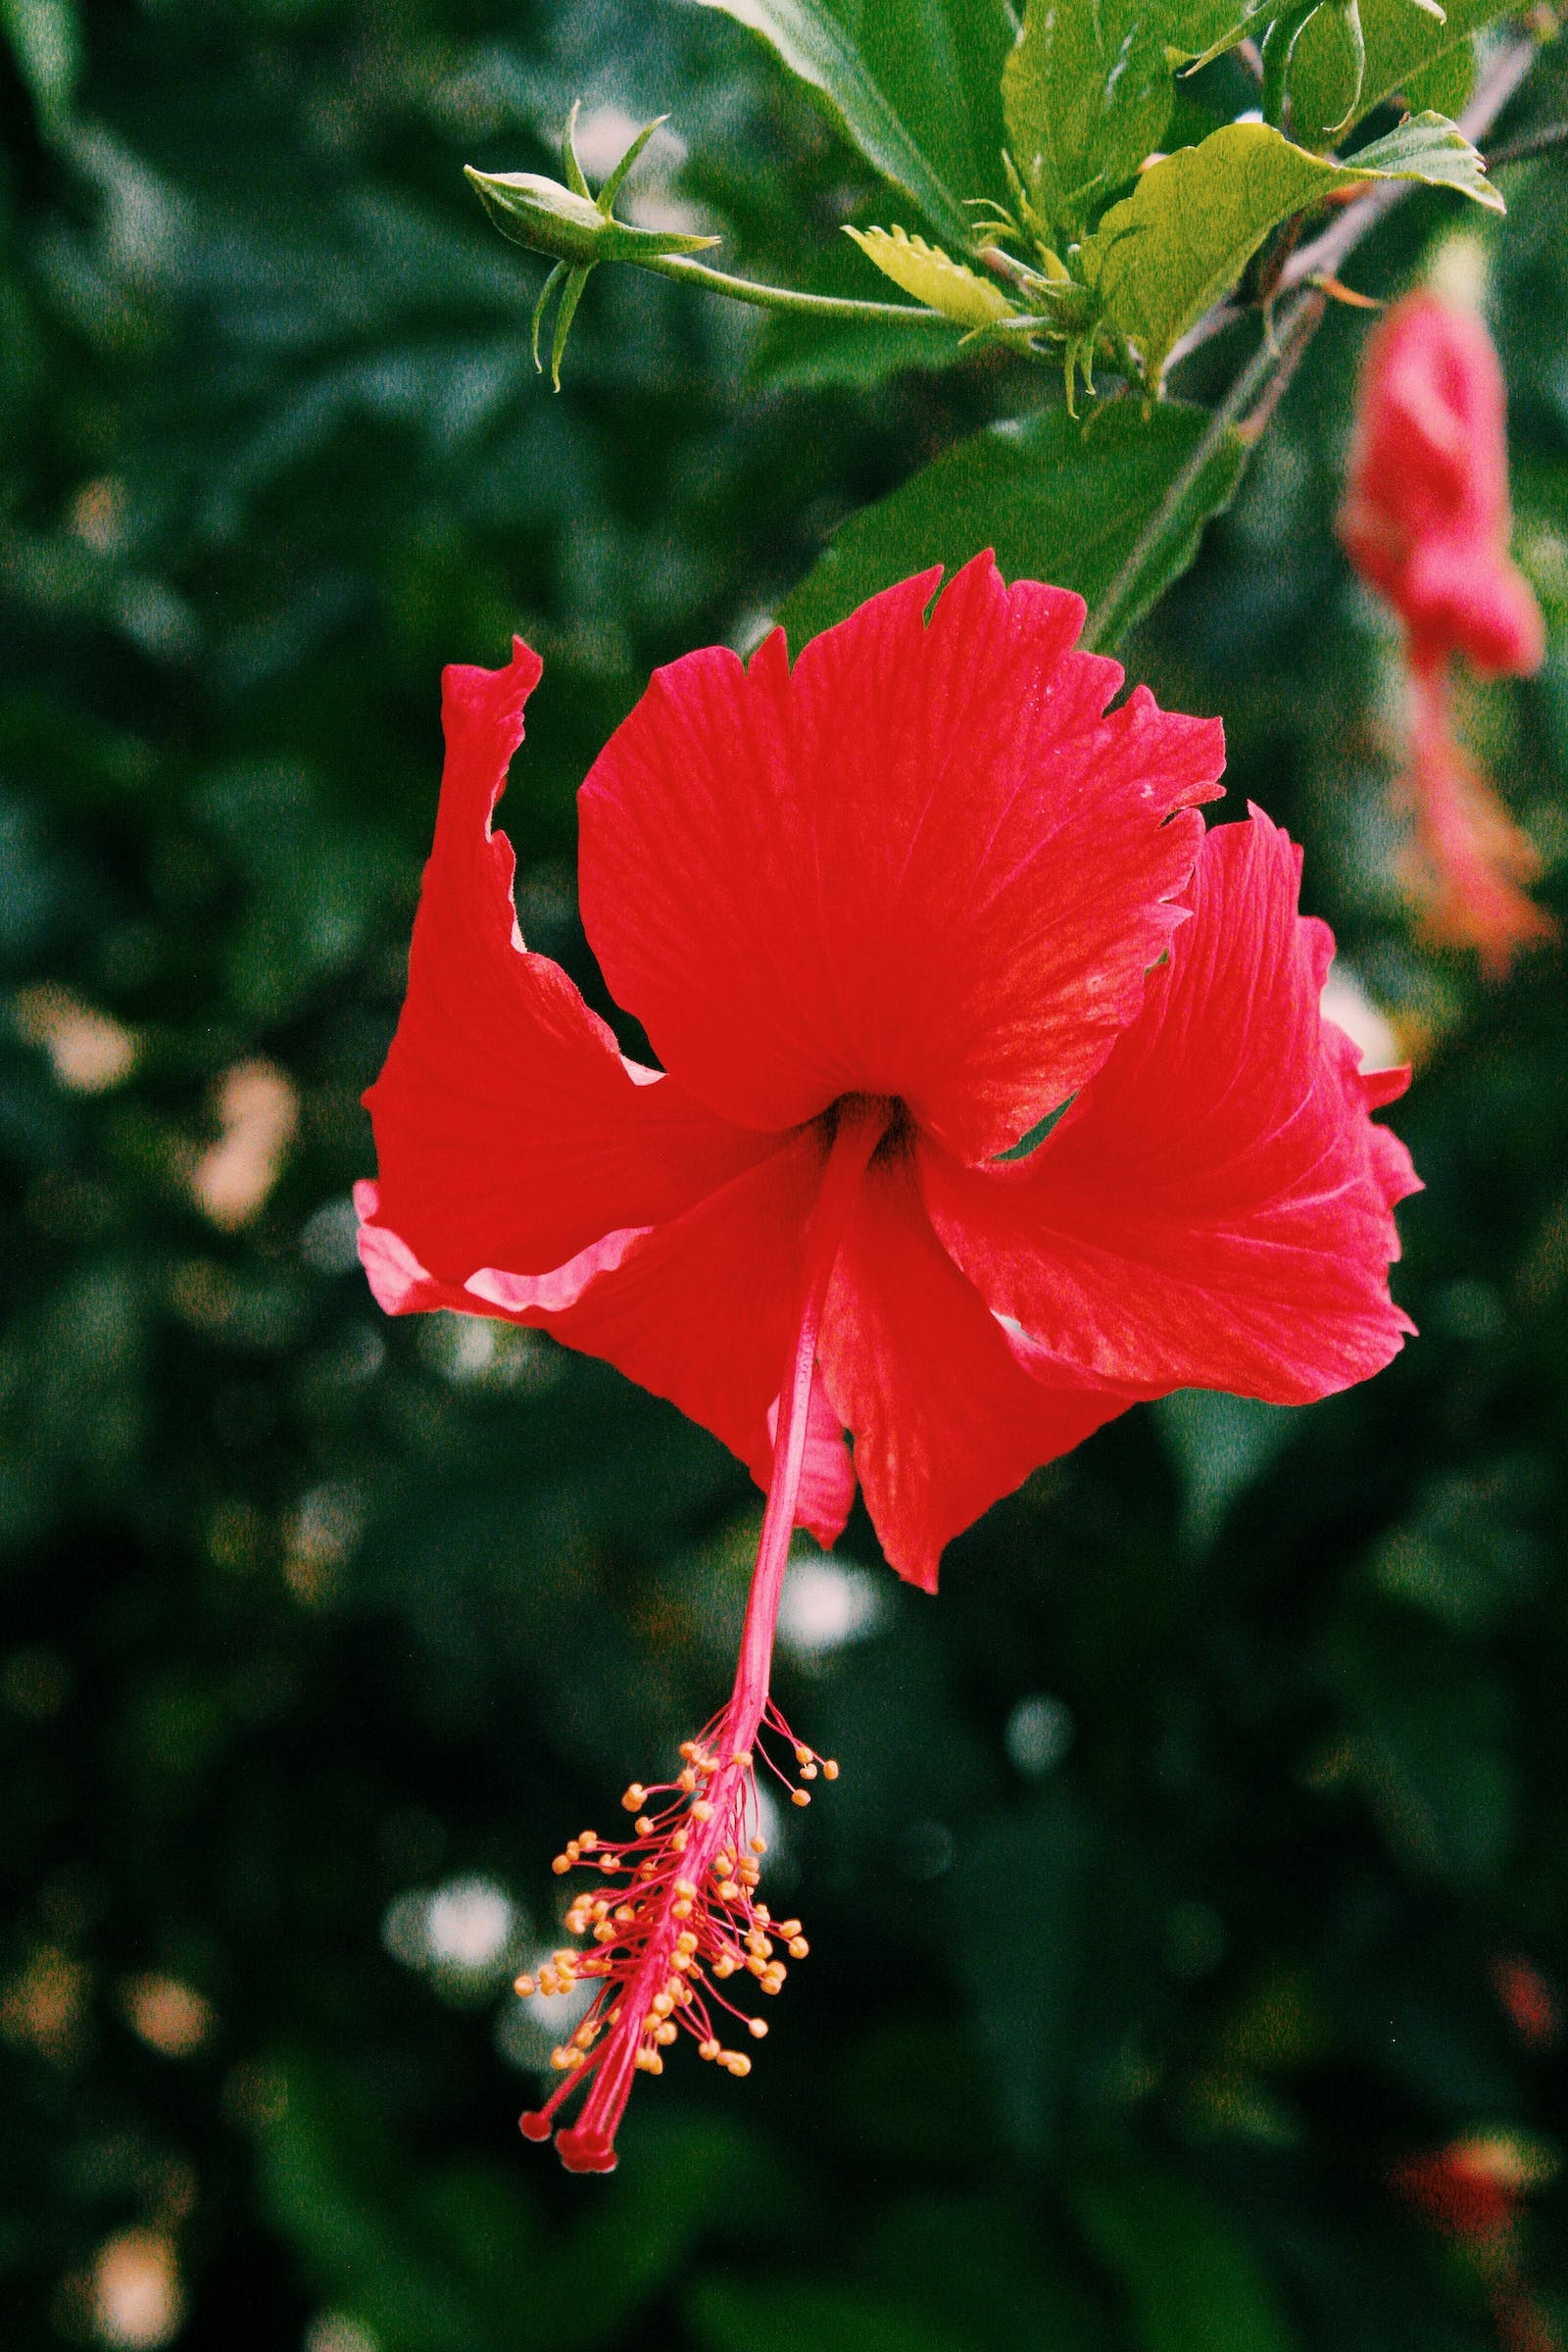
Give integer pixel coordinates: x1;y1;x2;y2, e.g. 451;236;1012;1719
514;1100;889;2173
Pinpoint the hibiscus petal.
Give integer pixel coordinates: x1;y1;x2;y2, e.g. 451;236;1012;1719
577;555;1225;1165
766;1384;858;1552
919;809;1421;1406
355;1142;857;1549
364;640;774;1286
816;1151;1128;1592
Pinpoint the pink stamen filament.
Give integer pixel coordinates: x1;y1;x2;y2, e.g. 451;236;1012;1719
516;1099;888;2174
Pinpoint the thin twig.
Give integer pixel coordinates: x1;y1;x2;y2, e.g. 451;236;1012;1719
1081;288;1326;651
1087;33;1540;653
1165;33;1538;375
1486;118;1568;168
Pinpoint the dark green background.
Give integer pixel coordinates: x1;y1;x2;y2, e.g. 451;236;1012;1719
4;4;1568;2347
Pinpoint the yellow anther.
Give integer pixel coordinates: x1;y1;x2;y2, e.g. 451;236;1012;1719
791;1789;810;1808
673;1879;697;1900
679;1740;699;1761
552;1855;572;1874
691;1798;715;1823
594;1923;616;1943
750;1836;767;1855
651;1991;674;2019
718;1881;742;1901
749;2017;768;2039
800;1762;818;1781
621;1784;646;1812
738;1864;760;1888
675;1930;699;1954
579;1831;599;1851
794;1744;812;1767
669;1829;688;1854
776;1919;801;1937
699;2037;721;2062
655;2020;678;2045
572;2021;599;2049
677;1766;699;1793
671;1899;693;1920
725;2053;752;2079
635;1815;655;1837
514;1973;536;1997
822;1760;840;1781
789;1936;809;1960
732;1749;753;1770
754;1903;770;1922
713;1955;737;1980
634;2048;663;2075
746;1955;766;1979
565;1840;581;1860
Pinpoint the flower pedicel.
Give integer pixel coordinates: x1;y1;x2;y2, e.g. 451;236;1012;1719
358;556;1418;2172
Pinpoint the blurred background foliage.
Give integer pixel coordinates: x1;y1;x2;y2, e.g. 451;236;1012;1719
3;3;1568;2349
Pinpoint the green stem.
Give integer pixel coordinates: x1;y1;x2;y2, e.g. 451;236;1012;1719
623;249;952;326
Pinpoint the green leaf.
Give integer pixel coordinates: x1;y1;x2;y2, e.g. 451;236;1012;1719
1165;0;1274;71
751;302;967;389
845;224;1014;325
0;0;78;120
1003;0;1174;242
1288;0;1507;144
1080;114;1501;382
689;2277;979;2352
1068;2157;1299;2352
690;0;1010;249
776;402;1246;651
1156;1391;1297;1547
1402;36;1477;118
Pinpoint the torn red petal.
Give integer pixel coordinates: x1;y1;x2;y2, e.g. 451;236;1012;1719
365;641;774;1288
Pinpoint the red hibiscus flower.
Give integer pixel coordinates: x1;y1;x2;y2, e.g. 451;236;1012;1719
1338;290;1552;975
357;554;1417;2171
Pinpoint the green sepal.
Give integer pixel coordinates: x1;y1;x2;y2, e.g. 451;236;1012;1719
549;265;593;392
530;260;567;372
598;116;671;213
561;99;592;200
466;168;720;266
